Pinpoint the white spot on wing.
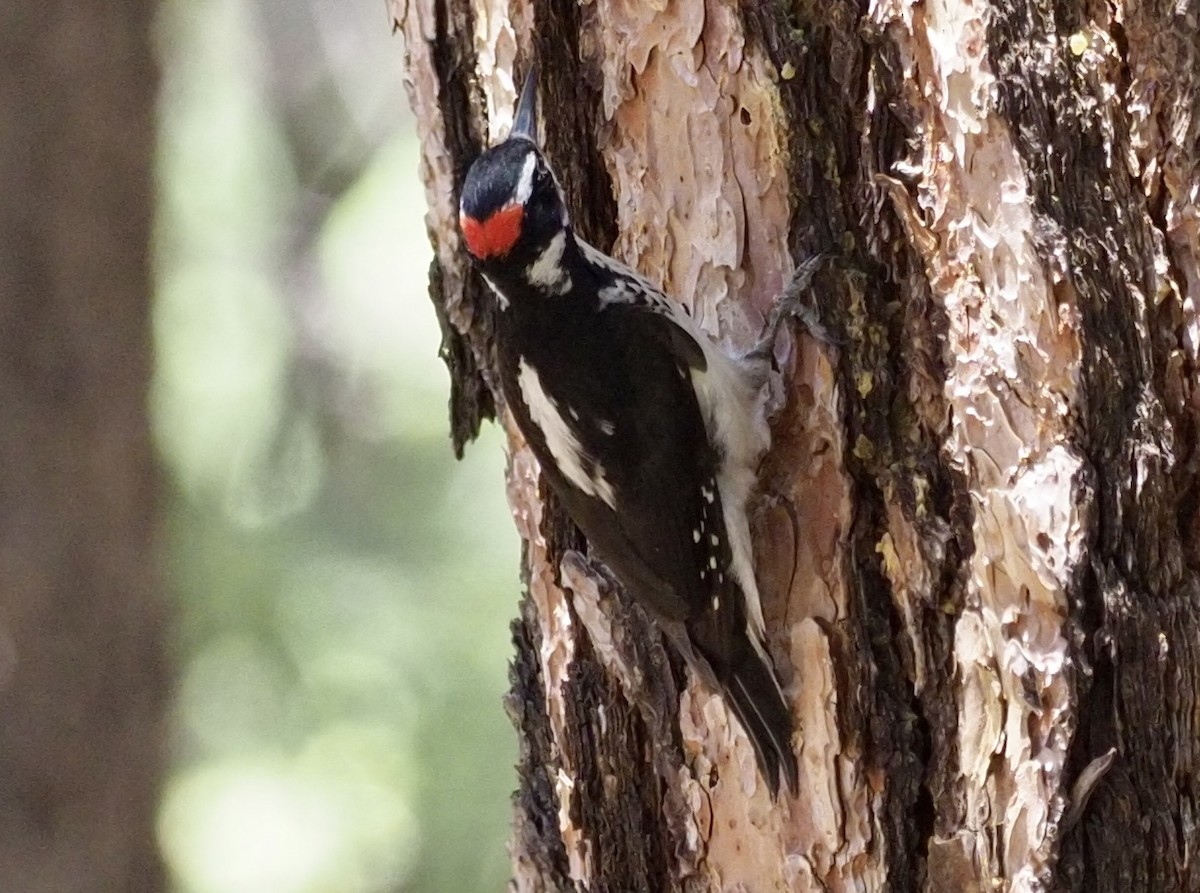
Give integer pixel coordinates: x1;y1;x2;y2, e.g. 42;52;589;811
517;359;616;508
526;231;570;294
580;238;687;320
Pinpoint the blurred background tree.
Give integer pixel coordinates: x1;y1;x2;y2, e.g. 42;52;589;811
148;0;517;891
0;2;165;891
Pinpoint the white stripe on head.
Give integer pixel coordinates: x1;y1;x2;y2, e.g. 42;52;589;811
513;151;538;205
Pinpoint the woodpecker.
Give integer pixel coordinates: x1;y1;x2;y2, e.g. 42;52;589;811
459;66;799;797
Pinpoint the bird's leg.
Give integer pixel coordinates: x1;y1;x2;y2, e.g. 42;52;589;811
746;253;838;363
560;548;615;593
743;253;836;420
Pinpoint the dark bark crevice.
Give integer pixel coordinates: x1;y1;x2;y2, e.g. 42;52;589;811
560;640;679;893
529;0;619;252
745;5;977;890
507;594;576;891
426;0;494;457
428;257;496;458
988;0;1200;889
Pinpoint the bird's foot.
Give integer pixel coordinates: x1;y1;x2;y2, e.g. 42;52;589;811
747;253;842;364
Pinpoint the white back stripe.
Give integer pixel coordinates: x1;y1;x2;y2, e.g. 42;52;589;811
517;359;616;508
481;273;509;310
526;231;570;293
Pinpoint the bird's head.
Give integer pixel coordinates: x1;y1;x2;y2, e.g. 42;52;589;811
459;66;570;270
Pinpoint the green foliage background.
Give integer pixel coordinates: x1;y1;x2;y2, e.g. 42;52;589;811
153;0;518;889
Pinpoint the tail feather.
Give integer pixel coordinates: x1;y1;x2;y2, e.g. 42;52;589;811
668;597;798;797
724;644;799;798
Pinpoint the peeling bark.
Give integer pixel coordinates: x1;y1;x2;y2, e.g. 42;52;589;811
395;0;1200;888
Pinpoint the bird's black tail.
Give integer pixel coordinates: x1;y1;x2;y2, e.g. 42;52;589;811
687;615;798;799
722;636;798;798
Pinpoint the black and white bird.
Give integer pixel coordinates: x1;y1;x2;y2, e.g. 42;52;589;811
459;66;799;797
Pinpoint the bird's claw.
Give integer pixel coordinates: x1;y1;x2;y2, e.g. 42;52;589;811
748;253;842;362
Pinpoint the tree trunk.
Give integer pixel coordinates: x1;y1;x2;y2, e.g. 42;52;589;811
0;3;167;891
394;0;1200;888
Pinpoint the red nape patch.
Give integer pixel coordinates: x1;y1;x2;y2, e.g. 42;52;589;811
460;204;524;260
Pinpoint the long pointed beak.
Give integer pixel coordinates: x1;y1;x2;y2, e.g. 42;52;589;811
511;63;539;143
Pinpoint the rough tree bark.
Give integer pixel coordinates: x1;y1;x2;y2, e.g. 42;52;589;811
395;0;1200;889
0;3;167;892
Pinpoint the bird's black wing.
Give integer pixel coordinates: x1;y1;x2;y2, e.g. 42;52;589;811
503;300;726;626
499;299;798;796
